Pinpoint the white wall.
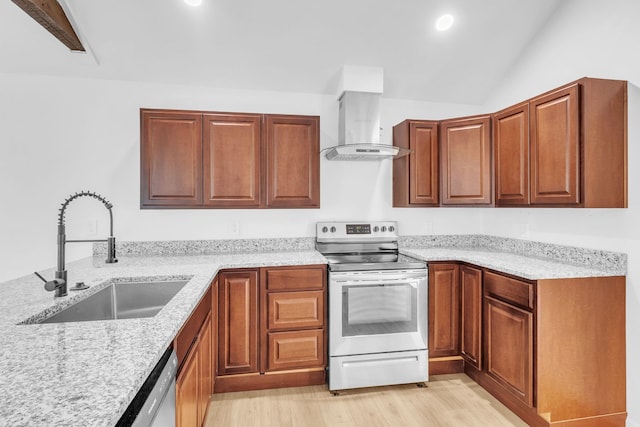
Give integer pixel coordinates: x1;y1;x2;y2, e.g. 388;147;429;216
479;0;640;424
0;74;481;282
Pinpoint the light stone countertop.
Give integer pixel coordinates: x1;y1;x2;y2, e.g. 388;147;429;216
0;237;625;427
0;250;326;427
400;247;624;280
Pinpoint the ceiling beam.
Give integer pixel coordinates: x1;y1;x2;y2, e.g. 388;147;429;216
11;0;85;51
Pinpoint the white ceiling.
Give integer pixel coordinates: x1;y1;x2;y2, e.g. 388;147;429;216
0;0;562;104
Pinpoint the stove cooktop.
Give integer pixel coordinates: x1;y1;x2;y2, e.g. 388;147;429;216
316;221;426;271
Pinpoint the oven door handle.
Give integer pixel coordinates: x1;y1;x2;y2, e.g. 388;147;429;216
331;271;427;283
332;277;425;287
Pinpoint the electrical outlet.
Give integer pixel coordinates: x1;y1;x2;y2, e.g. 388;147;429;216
231;222;240;236
87;220;97;236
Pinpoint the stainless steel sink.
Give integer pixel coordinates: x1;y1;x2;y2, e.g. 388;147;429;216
40;280;189;323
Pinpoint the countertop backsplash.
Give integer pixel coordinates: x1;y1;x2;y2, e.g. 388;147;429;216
95;234;627;275
400;234;627;274
94;237;317;257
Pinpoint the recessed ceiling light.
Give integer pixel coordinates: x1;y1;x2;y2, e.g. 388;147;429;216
435;14;454;31
184;0;202;6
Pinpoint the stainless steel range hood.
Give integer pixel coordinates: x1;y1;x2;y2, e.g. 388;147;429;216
324;91;411;161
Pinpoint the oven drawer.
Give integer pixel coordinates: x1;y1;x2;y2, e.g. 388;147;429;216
484;271;534;310
268;290;325;330
329;350;428;391
265;267;325;291
267;330;325;371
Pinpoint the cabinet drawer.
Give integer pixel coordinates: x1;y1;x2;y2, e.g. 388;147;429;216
267;330;325;371
265;267;325;291
268;291;324;330
484;271;534;310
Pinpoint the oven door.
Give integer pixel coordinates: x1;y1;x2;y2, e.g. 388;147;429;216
329;269;428;357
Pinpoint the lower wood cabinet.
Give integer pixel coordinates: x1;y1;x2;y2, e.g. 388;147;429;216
217;270;259;375
484;296;533;407
175;285;213;427
428;263;460;358
460;265;482;370
428;262;626;427
428;263;463;375
176;340;200;427
215;264;327;392
266;329;324;371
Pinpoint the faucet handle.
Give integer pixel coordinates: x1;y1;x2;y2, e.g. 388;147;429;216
34;272;66;291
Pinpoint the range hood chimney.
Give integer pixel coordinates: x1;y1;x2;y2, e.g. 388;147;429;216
323;66;411;161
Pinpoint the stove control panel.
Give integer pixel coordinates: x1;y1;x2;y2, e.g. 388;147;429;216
316;221;398;240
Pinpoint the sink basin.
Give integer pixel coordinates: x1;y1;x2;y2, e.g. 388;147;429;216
40;280;189;323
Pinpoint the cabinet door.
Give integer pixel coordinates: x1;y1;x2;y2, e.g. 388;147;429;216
218;270;259;375
460;265;482;370
202;113;262;207
493;103;530;206
264;115;320;208
392;120;439;206
428;263;460;357
197;313;212;426
176;336;200;427
141;110;203;207
530;84;580;205
440;116;492;205
484;295;533;407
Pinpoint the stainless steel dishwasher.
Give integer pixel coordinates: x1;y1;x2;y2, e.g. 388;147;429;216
116;347;178;427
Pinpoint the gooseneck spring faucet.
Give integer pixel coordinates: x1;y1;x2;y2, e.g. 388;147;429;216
35;191;118;297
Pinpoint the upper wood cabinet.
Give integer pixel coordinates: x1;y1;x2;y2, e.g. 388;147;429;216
202;113;262;207
264;115;320;208
140;109;320;209
493;103;530;206
440;115;492;205
530;84;580;205
392;120;439;206
494;78;627;207
394;77;627;209
141;111;203;206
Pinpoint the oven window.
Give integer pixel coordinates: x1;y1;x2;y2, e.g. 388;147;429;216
342;283;417;336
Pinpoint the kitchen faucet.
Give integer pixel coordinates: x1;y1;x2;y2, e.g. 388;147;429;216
35;191;118;297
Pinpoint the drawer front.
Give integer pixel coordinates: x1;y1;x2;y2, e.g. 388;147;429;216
268;290;324;330
265;266;325;291
484;271;534;310
267;329;325;371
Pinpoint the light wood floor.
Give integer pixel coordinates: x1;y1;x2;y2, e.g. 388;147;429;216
204;374;528;427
